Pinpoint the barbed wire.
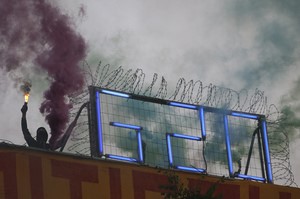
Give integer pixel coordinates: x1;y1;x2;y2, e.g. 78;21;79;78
67;60;297;187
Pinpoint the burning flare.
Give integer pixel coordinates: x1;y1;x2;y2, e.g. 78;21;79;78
24;93;30;103
20;81;32;103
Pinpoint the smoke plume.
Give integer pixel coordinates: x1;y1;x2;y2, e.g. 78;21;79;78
0;0;87;147
279;77;300;139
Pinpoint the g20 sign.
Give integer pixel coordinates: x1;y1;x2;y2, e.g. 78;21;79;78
88;86;273;183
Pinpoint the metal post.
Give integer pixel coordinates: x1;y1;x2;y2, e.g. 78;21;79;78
257;128;266;179
88;86;101;157
244;128;258;175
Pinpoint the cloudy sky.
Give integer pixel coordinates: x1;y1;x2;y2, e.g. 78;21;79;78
1;0;300;185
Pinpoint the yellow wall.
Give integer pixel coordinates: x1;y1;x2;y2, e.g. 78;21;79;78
0;144;299;199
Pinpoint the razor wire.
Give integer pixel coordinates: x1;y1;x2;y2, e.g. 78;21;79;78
66;60;297;187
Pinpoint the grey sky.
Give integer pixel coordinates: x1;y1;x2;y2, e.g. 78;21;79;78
1;0;299;185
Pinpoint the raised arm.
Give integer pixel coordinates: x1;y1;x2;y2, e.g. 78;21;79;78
51;102;89;151
21;103;36;146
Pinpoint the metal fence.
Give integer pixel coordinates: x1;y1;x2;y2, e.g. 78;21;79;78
62;64;297;186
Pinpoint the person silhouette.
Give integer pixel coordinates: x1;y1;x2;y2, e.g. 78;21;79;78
21;103;50;149
21;102;88;151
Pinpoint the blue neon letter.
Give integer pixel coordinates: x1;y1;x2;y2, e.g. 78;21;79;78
224;115;234;176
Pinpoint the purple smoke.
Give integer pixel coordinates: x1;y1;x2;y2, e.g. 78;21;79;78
0;0;87;147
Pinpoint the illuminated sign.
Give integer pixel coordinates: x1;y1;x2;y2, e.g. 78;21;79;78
89;87;273;183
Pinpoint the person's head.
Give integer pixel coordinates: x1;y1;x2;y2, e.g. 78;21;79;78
36;127;48;144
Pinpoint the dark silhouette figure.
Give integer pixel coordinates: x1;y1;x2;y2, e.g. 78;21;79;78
21;103;50;149
21;102;88;151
